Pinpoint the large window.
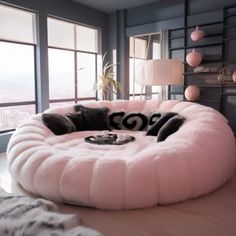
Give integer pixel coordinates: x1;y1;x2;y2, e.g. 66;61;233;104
129;34;162;100
0;4;36;133
47;17;99;107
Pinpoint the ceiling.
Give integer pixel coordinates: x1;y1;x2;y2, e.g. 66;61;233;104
71;0;158;13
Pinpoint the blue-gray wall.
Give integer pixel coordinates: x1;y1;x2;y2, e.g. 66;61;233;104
114;0;236;134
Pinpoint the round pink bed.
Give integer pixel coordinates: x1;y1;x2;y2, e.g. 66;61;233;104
7;100;236;210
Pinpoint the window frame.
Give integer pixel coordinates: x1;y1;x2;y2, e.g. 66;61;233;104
47;17;99;105
0;3;37;133
129;34;162;100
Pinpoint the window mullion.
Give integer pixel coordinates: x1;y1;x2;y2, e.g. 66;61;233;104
95;55;98;100
75;51;78;103
33;45;39;113
74;25;78;103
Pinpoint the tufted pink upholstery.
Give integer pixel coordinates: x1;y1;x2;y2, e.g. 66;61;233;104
7;100;236;210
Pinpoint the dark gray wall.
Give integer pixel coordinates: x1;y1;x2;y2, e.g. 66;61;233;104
126;0;236;27
0;0;109;152
122;0;236;134
126;0;184;27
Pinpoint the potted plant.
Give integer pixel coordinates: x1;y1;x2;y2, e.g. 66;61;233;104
94;52;121;100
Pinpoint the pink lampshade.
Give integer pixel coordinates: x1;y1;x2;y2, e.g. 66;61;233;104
136;59;184;86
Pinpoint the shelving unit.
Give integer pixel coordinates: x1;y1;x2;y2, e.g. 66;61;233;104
168;3;236;134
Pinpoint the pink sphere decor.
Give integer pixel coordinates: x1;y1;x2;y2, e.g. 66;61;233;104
184;85;200;101
232;70;236;82
186;49;203;67
191;26;205;41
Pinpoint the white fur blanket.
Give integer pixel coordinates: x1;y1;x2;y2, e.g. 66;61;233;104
0;187;101;236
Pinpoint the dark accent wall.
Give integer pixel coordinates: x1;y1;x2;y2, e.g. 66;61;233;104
116;10;129;99
113;0;236;134
0;0;109;152
126;0;184;27
126;0;236;26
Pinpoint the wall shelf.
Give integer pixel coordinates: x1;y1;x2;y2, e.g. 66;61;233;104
204;33;223;38
183;71;219;75
168;3;236;133
169;42;223;51
221;92;236;95
224;24;236;29
197;84;221;88
183;59;222;65
224;13;236;18
187;21;223;28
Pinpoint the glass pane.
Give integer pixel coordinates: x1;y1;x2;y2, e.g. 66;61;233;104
48;18;75;49
48;49;75;99
130;37;147;59
0;4;36;44
77;52;96;98
152;42;161;59
129;37;134;58
152;86;162;99
129;95;142;100
76;25;98;53
0;42;35;103
129;58;143;95
49;102;75;109
49;100;96;109
0;105;35;131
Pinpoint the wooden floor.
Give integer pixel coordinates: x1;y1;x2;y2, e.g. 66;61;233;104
1;152;236;236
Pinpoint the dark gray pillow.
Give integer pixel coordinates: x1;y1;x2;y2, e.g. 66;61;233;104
42;113;76;135
148;112;162;127
157;115;185;142
146;112;178;136
121;112;149;131
66;112;84;131
74;104;109;113
74;104;110;131
109;111;125;130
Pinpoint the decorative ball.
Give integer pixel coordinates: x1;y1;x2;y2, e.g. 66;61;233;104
186;49;203;67
232;70;236;82
184;85;200;101
191;26;205;41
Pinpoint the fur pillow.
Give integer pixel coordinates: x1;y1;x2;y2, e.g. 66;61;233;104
74;105;110;131
121;112;149;131
157;115;185;142
42;113;76;135
74;104;109;113
109;111;125;130
148;112;162;127
146;112;178;136
66;112;84;131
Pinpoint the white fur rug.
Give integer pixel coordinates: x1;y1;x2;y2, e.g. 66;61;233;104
0;187;102;236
